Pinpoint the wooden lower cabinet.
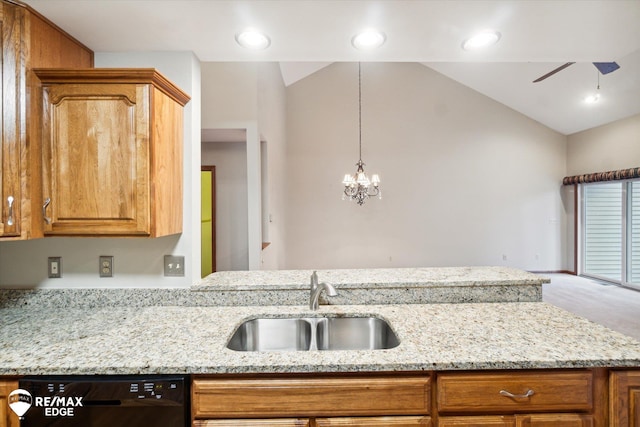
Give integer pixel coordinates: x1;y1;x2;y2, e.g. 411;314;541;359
610;370;640;427
192;374;431;426
194;419;310;427
193;375;431;419
437;370;594;414
438;414;593;426
316;416;431;426
194;417;430;427
187;368;640;427
0;380;19;427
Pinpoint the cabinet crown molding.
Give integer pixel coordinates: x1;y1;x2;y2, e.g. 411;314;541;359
33;68;191;106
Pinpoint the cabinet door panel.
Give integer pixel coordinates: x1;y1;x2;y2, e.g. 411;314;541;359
438;416;515;427
316;416;431;426
516;413;593;427
610;370;640;427
194;419;310;427
0;3;24;238
41;83;150;235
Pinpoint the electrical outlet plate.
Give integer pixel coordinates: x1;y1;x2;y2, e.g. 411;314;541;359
48;257;62;278
99;256;113;278
164;255;185;277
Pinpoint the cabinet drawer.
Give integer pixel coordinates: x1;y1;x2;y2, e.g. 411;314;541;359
193;375;430;418
437;371;593;413
517;413;593;427
438;416;515;426
316;416;431;426
194;420;309;427
438;414;593;427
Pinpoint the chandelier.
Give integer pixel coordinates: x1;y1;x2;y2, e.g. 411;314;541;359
342;63;381;206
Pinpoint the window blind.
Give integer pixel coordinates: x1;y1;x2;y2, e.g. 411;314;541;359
632;182;640;284
583;183;622;281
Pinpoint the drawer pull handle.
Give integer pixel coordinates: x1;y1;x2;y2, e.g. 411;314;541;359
43;198;51;224
7;196;14;226
499;389;535;399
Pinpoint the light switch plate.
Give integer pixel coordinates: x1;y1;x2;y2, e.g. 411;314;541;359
48;257;62;278
164;255;185;277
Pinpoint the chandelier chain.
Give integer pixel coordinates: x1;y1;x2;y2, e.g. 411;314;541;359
358;62;362;162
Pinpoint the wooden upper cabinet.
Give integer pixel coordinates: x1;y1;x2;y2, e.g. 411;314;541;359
0;0;93;240
34;68;190;237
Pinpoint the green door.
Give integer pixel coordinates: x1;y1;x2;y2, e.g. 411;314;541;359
201;167;215;277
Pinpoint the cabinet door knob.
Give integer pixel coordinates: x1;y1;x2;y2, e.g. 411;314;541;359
499;389;535;399
7;196;14;226
43;198;51;224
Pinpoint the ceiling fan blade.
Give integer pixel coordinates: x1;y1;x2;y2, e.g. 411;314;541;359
593;62;620;74
533;62;575;83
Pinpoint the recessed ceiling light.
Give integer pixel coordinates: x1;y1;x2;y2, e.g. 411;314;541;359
462;30;501;50
351;30;386;50
235;30;271;50
584;93;600;104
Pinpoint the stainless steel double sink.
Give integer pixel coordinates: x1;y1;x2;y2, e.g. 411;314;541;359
227;316;399;352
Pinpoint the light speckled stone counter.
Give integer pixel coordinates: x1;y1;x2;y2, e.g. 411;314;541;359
192;266;547;304
2;302;639;376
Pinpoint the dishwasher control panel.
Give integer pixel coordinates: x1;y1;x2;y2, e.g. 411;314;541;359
16;375;189;427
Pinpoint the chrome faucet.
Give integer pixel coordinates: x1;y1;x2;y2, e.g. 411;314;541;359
309;271;338;310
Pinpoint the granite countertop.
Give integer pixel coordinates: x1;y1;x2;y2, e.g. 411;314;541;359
194;266;549;290
190;266;547;305
2;302;640;376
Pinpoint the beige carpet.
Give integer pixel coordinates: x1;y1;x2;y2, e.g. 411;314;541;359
542;273;640;341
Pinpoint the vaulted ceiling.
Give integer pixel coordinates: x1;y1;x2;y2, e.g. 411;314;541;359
24;0;640;135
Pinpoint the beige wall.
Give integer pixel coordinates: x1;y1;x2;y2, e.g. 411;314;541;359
285;62;568;271
257;63;288;270
567;114;640;176
200;62;287;271
201;62;257;127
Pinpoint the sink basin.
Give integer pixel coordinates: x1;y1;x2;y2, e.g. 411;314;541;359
227;316;399;352
315;317;400;351
226;318;312;351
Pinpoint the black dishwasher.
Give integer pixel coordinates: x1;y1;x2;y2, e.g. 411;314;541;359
17;375;189;427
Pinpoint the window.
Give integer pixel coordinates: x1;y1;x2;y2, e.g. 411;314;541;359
631;181;640;285
580;179;640;289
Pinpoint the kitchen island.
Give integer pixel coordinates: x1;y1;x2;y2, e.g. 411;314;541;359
1;268;639;425
1;302;639;375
